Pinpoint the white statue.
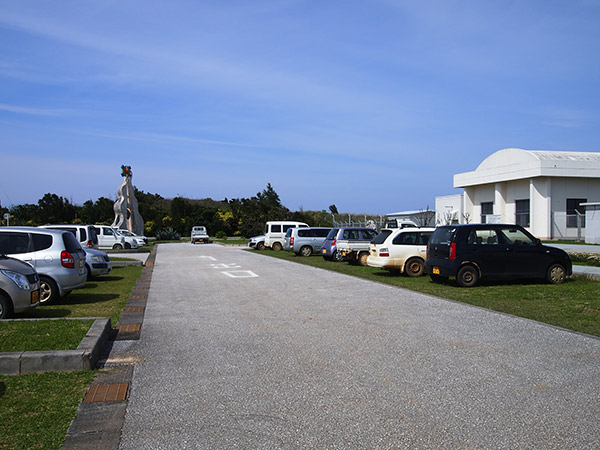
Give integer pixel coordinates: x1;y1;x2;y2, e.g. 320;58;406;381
112;165;144;236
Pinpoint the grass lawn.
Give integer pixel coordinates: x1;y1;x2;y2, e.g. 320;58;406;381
0;319;94;352
0;371;95;450
254;249;600;337
19;265;143;325
0;264;143;450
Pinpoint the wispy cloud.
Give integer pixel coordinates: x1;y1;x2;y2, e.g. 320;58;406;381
0;103;69;116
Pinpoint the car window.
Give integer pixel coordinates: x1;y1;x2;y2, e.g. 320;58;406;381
361;230;377;241
418;232;432;245
372;230;392;245
0;232;31;254
326;229;339;240
314;229;330;238
62;232;83;252
429;227;455;245
467;229;500;246
499;228;535;246
298;229;308;237
343;229;360;240
393;232;418;245
286;228;294;237
271;225;281;233
103;227;114;236
32;233;53;251
80;228;87;241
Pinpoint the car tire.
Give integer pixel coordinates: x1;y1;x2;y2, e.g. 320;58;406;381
125;242;132;249
430;274;449;284
546;263;566;284
85;264;94;280
405;258;425;277
256;242;265;250
113;244;123;250
39;276;59;304
358;252;369;266
272;242;282;251
0;293;12;319
299;246;312;257
333;251;344;262
456;265;479;287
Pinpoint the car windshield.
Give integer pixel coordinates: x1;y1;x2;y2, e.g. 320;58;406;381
371;230;392;245
326;228;339;240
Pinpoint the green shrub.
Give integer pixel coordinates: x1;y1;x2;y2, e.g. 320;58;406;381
215;231;227;239
155;227;181;241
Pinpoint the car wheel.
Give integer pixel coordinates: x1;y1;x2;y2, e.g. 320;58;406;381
457;265;479;287
430;274;449;284
125;242;131;249
256;242;265;250
0;293;12;319
333;251;344;262
39;276;59;304
272;242;282;251
358;252;369;266
405;258;425;277
113;244;123;250
299;246;312;257
546;263;566;284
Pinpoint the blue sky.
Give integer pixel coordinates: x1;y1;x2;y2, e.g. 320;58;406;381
1;0;599;215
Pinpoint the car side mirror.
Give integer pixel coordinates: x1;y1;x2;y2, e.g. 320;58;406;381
535;238;541;246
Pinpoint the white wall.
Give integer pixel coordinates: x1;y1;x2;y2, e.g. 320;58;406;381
585;203;600;244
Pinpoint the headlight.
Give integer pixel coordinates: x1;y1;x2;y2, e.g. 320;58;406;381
1;269;31;290
91;255;105;262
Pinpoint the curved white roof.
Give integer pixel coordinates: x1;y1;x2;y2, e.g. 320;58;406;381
455;148;600;188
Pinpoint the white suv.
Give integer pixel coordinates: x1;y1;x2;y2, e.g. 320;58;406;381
367;228;435;276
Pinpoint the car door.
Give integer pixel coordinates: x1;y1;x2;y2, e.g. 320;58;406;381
465;228;509;276
497;227;545;278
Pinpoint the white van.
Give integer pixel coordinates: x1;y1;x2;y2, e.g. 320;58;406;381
264;221;308;251
94;225;129;249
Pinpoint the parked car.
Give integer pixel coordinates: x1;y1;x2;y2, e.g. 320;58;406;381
367;228;434;276
83;248;112;279
116;229;148;246
0;254;40;318
94;225;129;249
40;224;99;249
284;227;331;256
264;221;309;251
321;227;378;262
248;235;265;250
425;224;573;287
0;227;87;303
191;226;209;244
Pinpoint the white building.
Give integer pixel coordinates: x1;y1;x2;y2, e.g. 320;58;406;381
437;148;600;240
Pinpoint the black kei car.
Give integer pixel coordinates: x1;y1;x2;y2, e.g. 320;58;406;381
425;224;572;287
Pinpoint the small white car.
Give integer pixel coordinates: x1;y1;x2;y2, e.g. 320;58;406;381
367;228;435;276
116;229;147;247
94;225;129;249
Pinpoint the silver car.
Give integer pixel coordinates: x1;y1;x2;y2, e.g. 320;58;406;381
0;227;87;304
116;229;147;247
0;254;40;318
83;248;112;279
248;235;265;250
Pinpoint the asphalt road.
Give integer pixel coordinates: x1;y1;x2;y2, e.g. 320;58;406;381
118;243;600;449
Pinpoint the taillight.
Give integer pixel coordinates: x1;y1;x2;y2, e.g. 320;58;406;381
331;238;336;247
61;250;75;268
426;242;429;258
379;248;389;257
290;237;294;246
449;243;456;261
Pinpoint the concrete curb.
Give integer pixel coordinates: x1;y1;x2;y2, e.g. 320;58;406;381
0;318;111;375
111;260;143;267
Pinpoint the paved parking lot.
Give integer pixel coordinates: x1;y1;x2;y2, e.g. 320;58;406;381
118;243;600;449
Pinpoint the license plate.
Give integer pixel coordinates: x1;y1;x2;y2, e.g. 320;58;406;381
31;290;39;304
433;267;440;275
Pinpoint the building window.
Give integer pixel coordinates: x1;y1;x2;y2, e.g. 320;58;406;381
566;198;586;228
480;202;493;223
515;199;530;227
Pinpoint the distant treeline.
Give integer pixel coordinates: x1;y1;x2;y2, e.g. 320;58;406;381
0;183;350;237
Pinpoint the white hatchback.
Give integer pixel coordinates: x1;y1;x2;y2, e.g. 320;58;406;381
367;228;435;276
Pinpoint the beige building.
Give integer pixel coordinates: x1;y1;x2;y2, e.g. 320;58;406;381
439;148;600;240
